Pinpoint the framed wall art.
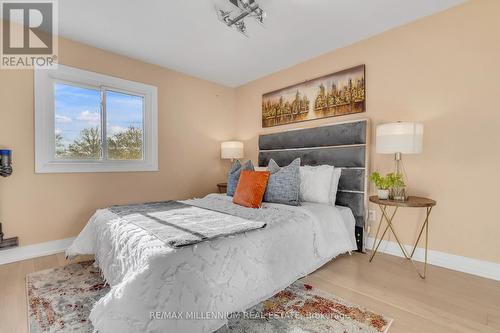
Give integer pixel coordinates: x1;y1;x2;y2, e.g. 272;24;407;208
262;65;365;127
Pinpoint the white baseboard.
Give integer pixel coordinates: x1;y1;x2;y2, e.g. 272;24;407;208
367;237;500;281
0;237;75;265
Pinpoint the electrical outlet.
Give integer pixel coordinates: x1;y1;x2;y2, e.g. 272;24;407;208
368;210;377;222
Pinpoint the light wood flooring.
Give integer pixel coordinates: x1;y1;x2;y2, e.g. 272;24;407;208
0;251;499;333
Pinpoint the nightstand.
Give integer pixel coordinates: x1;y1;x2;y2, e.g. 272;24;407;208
217;182;227;194
369;195;436;279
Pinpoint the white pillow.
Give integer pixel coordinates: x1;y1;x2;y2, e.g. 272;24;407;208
330;167;342;205
299;165;334;204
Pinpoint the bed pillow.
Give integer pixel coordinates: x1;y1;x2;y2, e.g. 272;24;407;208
263;158;301;206
299;165;334;204
233;170;270;208
227;160;254;196
330;167;342;205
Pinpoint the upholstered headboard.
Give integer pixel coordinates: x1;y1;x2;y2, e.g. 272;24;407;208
258;119;370;251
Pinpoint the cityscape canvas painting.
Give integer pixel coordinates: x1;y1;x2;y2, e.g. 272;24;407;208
262;65;365;127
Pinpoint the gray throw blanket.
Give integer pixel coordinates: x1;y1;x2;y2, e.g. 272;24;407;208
108;201;266;248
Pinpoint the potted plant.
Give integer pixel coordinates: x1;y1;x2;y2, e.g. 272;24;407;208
369;172;390;200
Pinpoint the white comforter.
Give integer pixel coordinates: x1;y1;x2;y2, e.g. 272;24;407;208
66;194;357;333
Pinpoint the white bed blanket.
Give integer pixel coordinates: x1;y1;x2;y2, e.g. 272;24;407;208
66;194;357;333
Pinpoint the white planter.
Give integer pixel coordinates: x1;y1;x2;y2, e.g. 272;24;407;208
377;189;389;200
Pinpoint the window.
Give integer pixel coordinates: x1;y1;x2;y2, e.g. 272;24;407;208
35;65;158;173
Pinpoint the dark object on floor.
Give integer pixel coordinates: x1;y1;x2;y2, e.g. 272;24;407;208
0;235;19;250
355;225;364;252
0;149;17;250
0;223;19;250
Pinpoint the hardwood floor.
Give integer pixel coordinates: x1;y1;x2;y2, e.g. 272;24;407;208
0;251;499;333
302;252;500;333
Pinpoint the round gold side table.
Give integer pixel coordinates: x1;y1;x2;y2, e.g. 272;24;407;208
369;196;437;279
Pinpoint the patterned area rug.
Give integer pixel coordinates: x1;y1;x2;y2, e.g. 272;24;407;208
27;261;392;333
27;261;109;333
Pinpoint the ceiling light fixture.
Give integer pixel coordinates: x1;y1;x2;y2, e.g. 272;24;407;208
216;0;266;37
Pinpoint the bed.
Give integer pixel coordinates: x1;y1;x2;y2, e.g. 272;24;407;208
66;119;369;333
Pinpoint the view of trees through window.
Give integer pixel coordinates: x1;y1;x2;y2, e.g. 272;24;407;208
54;83;144;160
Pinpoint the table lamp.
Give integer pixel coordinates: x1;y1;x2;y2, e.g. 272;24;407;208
376;122;423;199
220;141;244;163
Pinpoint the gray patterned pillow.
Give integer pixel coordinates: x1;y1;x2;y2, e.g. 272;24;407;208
263;158;301;206
227;160;254;196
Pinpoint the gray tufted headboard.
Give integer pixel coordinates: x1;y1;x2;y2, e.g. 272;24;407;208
258;119;370;251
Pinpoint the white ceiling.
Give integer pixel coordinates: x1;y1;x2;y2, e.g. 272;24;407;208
55;0;465;87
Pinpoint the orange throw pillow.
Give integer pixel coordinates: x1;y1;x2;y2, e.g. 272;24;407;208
233;170;270;208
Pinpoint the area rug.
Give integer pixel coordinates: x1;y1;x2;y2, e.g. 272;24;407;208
27;261;392;333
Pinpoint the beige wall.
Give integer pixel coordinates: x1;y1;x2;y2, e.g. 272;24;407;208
234;0;500;263
0;36;236;246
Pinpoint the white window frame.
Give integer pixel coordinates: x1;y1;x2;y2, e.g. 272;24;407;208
34;64;158;173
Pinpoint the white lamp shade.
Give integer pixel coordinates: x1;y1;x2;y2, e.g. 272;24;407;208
376;122;423;154
221;141;244;159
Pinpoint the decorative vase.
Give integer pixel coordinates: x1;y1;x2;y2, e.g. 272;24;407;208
377;189;389;200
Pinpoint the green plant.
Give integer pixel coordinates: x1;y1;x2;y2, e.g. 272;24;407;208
369;172;405;190
386;172;405;188
369;172;390;190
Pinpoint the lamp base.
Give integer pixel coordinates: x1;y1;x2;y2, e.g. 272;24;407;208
393;152;409;201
